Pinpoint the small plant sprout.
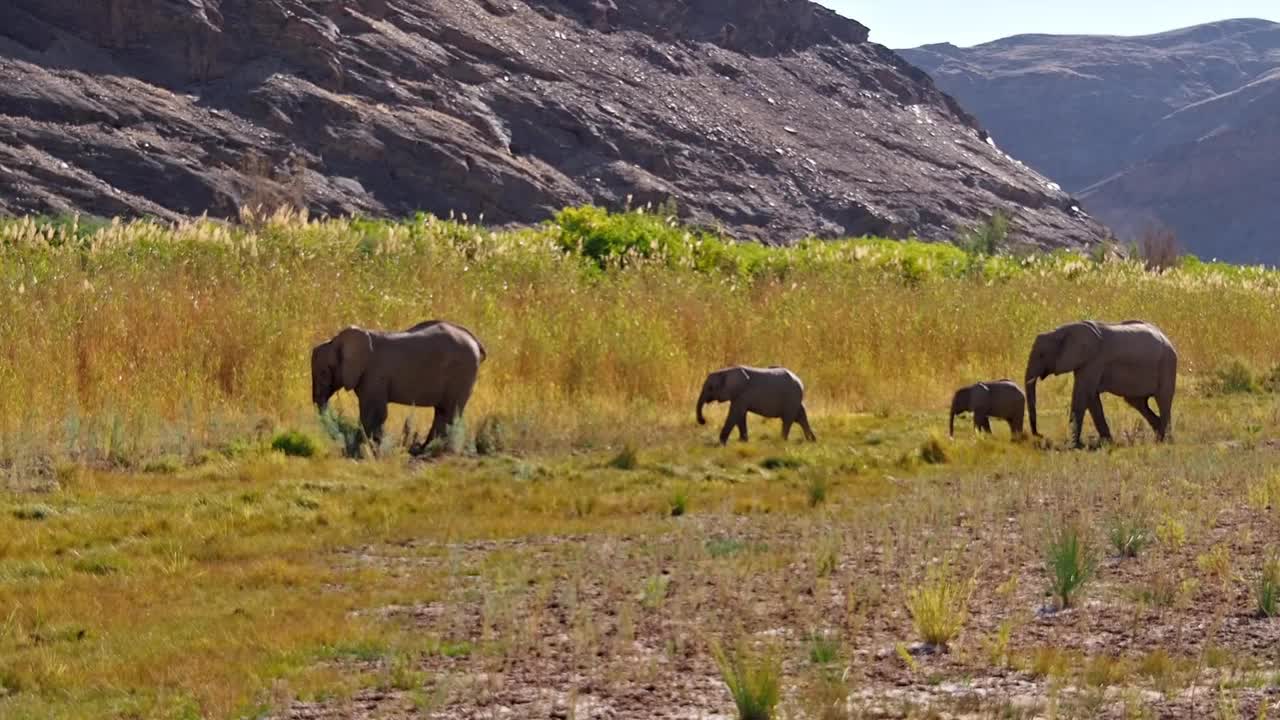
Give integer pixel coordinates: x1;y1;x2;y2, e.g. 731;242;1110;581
669;489;689;517
1046;524;1098;610
807;631;841;666
905;565;974;650
807;474;828;508
1107;515;1152;558
712;638;782;720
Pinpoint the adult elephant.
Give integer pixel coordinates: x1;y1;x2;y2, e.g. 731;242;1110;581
311;320;486;448
1025;320;1177;447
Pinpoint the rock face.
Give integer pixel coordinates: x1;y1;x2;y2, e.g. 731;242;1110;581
901;19;1280;263
0;0;1106;249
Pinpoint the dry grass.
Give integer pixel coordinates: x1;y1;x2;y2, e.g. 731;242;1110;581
5;210;1280;718
2;209;1279;466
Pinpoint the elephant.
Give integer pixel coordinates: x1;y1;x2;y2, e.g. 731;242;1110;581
1024;320;1177;447
311;320;486;449
696;366;816;445
949;380;1026;437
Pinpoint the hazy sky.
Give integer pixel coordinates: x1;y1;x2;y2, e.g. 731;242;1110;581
823;1;1279;48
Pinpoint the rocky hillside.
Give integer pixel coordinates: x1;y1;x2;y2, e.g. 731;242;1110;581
0;0;1107;249
901;19;1280;262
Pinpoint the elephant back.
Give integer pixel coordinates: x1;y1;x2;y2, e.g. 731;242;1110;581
401;320;487;364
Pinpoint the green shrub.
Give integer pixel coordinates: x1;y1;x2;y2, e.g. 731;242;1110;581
142;455;183;474
271;430;320;458
760;456;804;471
473;415;506;456
1261;364;1280;394
1213;359;1258;395
958;211;1009;256
319;409;364;458
919;436;948;465
1046;525;1098;609
712;639;782;720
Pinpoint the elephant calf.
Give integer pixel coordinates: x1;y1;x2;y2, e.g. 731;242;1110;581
697;366;816;445
949;380;1026;437
311;320;486;449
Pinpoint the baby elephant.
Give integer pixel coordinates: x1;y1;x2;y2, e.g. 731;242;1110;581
949;380;1026;437
697;366;816;445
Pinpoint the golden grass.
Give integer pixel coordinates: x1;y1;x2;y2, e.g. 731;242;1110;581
2;210;1280;463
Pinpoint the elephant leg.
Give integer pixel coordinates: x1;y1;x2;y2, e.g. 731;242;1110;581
358;393;389;448
798;406;817;442
719;404;745;445
1154;392;1174;442
1068;383;1093;447
426;405;452;446
781;406;800;441
1123;396;1161;438
1087;394;1113;443
975;411;992;433
736;411;749;442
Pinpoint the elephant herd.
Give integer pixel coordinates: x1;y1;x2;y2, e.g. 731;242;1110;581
310;319;1178;451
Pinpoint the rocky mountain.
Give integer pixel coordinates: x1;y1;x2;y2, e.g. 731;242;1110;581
900;19;1280;263
0;0;1107;250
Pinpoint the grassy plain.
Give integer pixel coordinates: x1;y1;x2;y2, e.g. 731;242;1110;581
3;209;1280;718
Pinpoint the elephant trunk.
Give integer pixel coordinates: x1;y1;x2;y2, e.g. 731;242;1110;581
948;391;962;437
1025;377;1039;437
696;388;709;425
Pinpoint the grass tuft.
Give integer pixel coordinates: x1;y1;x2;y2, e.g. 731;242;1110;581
1046;524;1098;609
712;639;782;720
919;435;948;465
905;566;973;649
1257;554;1280;618
760;456;804;471
12;503;56;521
1107;515;1152;558
607;445;639;470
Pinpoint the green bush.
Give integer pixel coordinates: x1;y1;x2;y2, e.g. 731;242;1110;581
1213;359;1258;395
958;210;1009;256
319;409;364;458
271;430;320;458
473;415;506;456
760;456;804;471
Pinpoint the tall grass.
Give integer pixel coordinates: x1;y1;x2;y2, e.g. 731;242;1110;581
3;208;1280;463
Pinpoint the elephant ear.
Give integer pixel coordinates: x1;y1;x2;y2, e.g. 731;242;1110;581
722;367;751;397
334;326;373;390
1054;322;1104;373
